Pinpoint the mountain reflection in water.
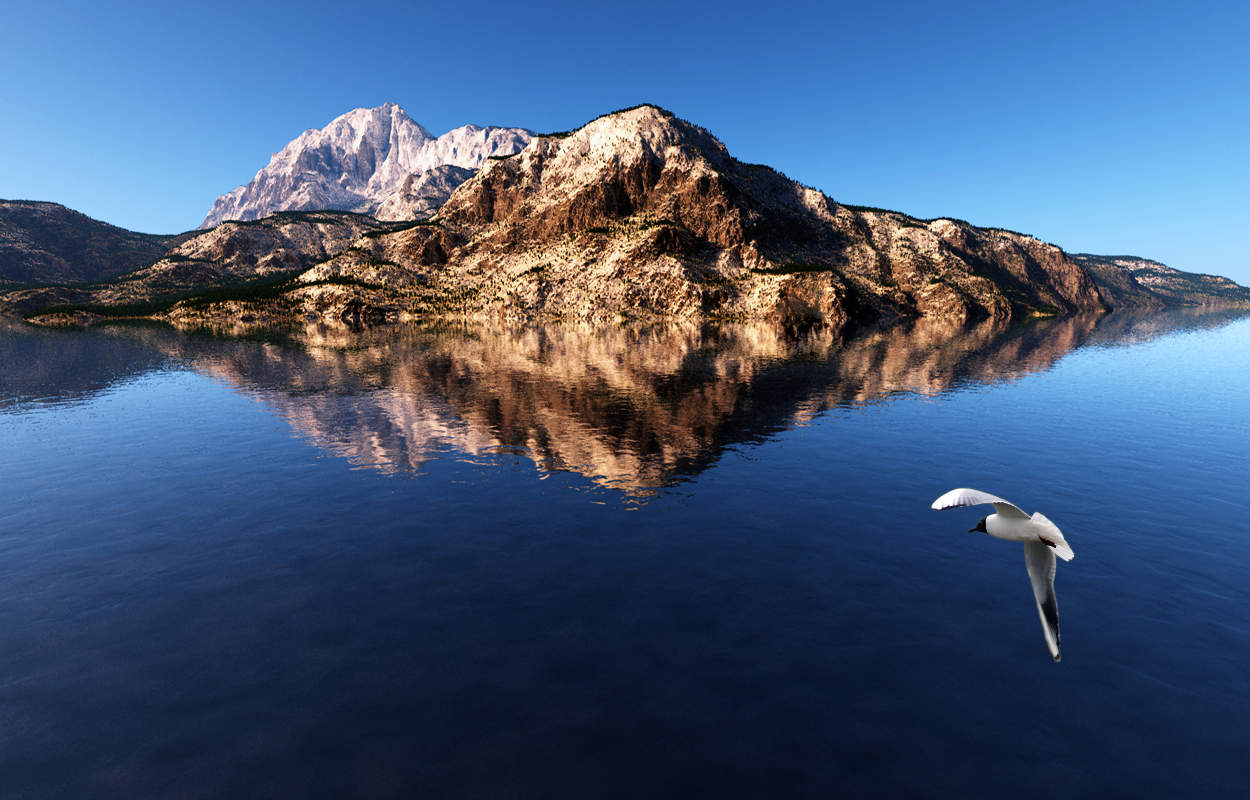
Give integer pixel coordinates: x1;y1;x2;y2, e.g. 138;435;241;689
4;308;1242;496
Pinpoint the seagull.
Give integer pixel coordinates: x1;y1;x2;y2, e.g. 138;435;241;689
931;488;1075;661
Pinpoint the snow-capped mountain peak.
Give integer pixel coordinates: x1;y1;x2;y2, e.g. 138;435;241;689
200;104;530;228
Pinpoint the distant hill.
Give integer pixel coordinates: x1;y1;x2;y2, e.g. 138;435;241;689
0;210;392;317
1072;253;1250;309
0;200;185;284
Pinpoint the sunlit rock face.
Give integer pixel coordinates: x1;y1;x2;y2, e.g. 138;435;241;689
200;104;531;227
373;165;477;222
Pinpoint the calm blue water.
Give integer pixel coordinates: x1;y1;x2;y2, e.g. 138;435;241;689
1;312;1247;797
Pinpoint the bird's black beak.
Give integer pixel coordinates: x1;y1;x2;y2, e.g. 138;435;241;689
968;526;980;533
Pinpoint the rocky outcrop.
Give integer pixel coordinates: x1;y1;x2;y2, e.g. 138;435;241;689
200;104;530;227
0;200;183;284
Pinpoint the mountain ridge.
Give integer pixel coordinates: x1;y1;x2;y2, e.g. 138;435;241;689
0;200;194;284
4;105;1248;330
282;104;1105;327
1070;253;1250;309
199;103;532;228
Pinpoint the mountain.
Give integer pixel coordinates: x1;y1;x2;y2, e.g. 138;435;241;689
373;164;476;222
200;104;531;228
283;105;1248;329
0;200;184;284
282;105;1110;328
5;106;1249;330
1071;253;1250;309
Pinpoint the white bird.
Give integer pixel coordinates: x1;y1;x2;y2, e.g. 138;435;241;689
931;488;1075;661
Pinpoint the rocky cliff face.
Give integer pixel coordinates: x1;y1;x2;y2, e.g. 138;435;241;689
285;105;1107;328
0;200;183;284
200;104;531;227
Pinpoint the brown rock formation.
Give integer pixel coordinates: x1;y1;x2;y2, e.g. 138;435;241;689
278;105;1107;329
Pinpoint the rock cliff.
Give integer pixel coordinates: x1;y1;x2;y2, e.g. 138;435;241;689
373;165;476;221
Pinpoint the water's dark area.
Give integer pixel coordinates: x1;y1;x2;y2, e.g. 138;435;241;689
2;310;1248;797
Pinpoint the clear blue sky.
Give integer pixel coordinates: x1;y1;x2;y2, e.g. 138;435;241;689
3;0;1248;282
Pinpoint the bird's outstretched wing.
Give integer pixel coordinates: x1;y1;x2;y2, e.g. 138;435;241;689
1024;540;1061;661
1031;512;1075;561
930;487;1029;520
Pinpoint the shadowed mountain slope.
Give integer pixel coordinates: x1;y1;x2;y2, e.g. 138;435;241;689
0;200;186;284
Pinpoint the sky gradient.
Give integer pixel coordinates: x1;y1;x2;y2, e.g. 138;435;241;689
3;0;1248;282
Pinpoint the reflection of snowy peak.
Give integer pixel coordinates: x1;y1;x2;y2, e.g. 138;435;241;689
200;103;530;227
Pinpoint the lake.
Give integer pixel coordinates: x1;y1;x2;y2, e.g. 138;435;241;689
1;310;1248;798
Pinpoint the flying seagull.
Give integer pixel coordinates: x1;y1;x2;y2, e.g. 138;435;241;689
931;488;1075;661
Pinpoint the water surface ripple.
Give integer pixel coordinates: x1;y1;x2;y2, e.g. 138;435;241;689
1;309;1247;797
